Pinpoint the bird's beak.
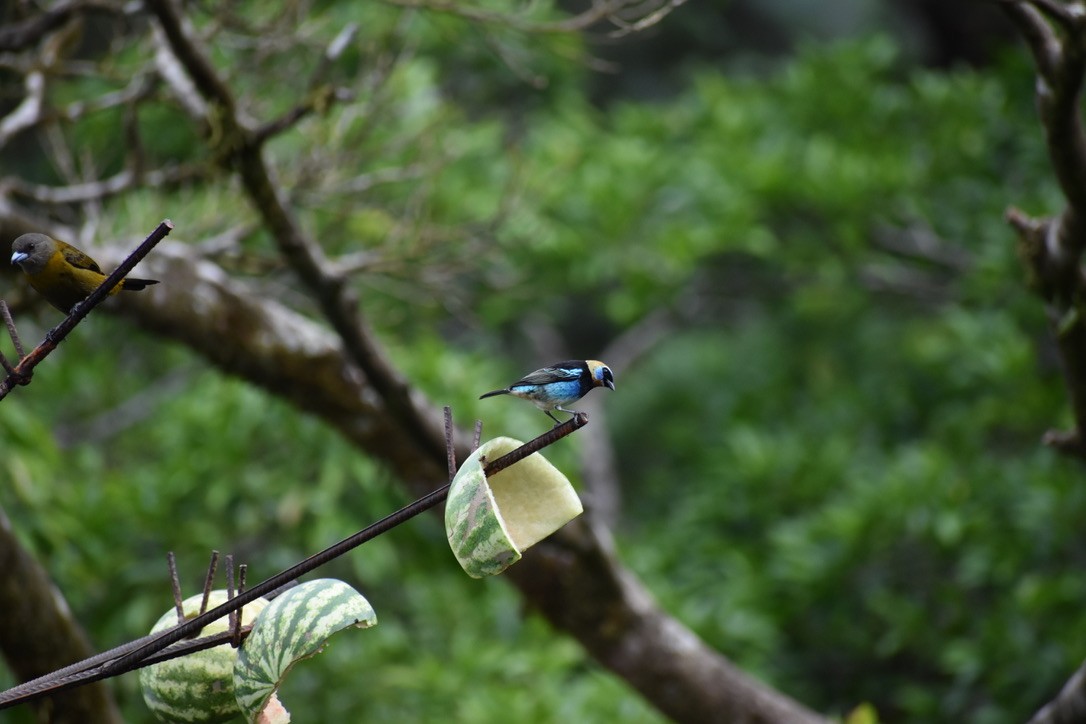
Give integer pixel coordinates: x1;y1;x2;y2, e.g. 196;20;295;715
11;251;27;265
605;379;615;391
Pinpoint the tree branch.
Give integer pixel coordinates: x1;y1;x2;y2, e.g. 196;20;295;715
1001;3;1086;459
1030;657;1086;723
0;506;122;723
0;0;121;53
379;0;684;34
507;516;825;724
0;71;46;149
146;0;447;468
1000;1;1060;77
2;163;204;205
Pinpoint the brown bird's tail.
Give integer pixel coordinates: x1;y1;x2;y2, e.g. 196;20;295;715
120;278;160;291
479;389;510;400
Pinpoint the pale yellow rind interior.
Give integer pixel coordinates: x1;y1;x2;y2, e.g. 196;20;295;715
481;437;584;551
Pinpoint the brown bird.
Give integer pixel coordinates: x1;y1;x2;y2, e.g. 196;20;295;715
11;233;159;313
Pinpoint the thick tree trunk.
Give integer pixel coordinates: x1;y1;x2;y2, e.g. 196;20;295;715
0;507;122;723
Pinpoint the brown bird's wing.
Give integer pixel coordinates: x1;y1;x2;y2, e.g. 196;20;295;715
59;242;104;274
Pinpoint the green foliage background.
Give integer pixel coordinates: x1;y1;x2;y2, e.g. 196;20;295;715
0;3;1079;721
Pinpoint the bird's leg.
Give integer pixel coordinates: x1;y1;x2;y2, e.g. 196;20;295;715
550;407;582;427
545;410;564;427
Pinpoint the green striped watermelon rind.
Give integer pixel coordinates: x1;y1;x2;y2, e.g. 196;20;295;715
445;439;520;578
445;437;583;578
233;578;377;722
139;590;271;723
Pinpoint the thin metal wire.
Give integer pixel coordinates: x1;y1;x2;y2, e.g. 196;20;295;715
166;552;184;626
483;413;587;477
199;550;219;616
444;406;456;482
224;555;237;646
471;420;483;452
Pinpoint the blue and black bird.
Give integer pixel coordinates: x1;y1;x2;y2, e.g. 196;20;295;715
480;359;616;425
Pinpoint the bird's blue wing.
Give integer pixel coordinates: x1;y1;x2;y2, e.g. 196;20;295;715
514;362;584;387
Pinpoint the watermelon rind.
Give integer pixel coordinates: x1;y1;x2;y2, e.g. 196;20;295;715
445;436;583;578
140;590;270;723
233;578;376;722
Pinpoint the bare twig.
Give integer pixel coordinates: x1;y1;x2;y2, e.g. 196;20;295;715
0;303;22;377
0;0;121;53
4;163;204;205
1;302;24;360
1030;656;1086;723
471;419;483;452
195;222;257;255
152;22;209;120
0;349;14;378
147;0;237;115
318;164;427;199
58;73;159;123
252;86;354;145
309;21;359;85
167;553;185;626
608;0;687;37
224;555;237;646
0;71;45;149
444;406;457;481
250;22;360;143
1001;1;1086;211
378;0;682;35
234;565;247;648
1020;0;1079;29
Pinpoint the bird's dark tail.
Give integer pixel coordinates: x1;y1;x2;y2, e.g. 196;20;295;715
479;389;510;400
121;278;160;291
